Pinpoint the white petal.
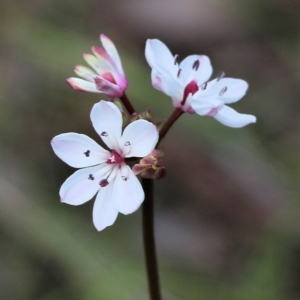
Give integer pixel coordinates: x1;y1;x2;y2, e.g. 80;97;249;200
146;39;183;102
180;55;213;86
90;101;122;152
220;78;248;103
151;69;183;105
74;65;96;81
191;96;223;116
145;39;177;74
59;164;112;205
100;34;124;75
199;78;248;104
121;120;158;158
51;133;110;168
92;184;118;231
112;165;144;215
66;78;100;93
214;105;256;128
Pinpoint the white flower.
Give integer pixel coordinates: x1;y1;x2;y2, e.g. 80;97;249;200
67;34;128;98
51;101;158;231
145;39;256;128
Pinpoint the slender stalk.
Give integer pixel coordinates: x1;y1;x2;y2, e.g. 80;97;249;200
142;178;162;300
158;108;184;145
119;93;136;115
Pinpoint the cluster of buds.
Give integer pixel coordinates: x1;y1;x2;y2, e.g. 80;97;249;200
133;149;166;180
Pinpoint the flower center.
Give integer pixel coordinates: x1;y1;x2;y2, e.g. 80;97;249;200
106;150;124;164
181;80;199;106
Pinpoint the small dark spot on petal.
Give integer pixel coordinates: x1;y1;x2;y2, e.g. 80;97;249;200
101;131;108;137
124;141;131;146
174;54;180;65
88;174;94;180
84;150;90;157
122;176;128;181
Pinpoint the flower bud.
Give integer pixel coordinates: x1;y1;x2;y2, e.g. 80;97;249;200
132;149;166;180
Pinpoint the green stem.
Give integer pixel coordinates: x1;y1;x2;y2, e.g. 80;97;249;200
142;178;162;300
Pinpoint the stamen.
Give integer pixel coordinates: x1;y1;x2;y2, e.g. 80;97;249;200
216;71;225;81
88;174;94;180
200;82;207;90
177;68;182;78
84;150;90;157
101;131;108;137
192;60;200;71
122;176;128;181
174;54;180;65
124;141;131;146
219;86;227;96
99;179;109;187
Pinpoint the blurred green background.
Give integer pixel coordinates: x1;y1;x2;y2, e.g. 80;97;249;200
1;0;300;299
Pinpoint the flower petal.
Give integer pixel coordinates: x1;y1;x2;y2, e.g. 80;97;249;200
214;105;256;128
199;78;248;104
51;133;110;168
180;55;213;86
145;39;177;74
74;65;96;81
112;164;144;215
92;184;118;231
90;101;122;152
66;78;100;93
94;76;123;98
121;120;158;158
59;164;112;205
151;69;183;105
190;96;223;116
83;52;110;75
100;34;124;75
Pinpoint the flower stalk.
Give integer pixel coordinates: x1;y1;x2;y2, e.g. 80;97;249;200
158;107;184;145
119;93;136;115
142;178;162;300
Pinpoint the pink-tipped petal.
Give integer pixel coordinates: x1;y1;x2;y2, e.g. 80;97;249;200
121;120;158;158
66;78;100;93
90;101;122;152
51;133;110;168
94;76;123;98
112;165;144;215
100;34;123;73
214;105;256;128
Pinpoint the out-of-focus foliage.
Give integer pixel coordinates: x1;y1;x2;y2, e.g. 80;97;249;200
1;0;300;299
